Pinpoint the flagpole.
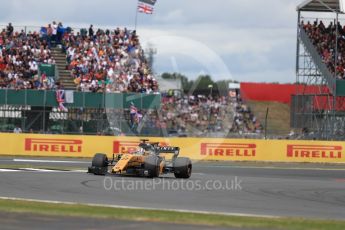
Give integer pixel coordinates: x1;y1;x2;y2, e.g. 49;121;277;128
135;0;139;31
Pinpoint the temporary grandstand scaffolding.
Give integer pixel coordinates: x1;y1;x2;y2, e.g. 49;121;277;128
293;0;345;140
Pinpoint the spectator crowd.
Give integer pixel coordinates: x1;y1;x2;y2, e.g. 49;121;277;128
0;23;56;90
302;20;345;79
0;22;158;93
63;25;159;93
158;94;228;135
129;93;262;137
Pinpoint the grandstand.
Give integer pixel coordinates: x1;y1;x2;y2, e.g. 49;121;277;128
293;0;345;140
0;22;161;135
2;21;311;139
0;22;262;137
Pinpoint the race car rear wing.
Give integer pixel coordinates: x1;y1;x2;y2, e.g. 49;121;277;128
139;139;180;156
155;146;180;154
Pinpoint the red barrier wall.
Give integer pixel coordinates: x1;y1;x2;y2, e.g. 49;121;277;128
239;83;345;111
240;83;295;104
240;83;323;104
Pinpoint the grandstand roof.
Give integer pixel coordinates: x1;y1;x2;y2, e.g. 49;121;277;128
297;0;345;13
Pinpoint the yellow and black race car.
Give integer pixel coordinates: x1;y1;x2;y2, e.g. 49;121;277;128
88;140;192;178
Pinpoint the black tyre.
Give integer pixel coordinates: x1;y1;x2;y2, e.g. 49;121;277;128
92;153;108;167
91;153;108;175
174;157;192;179
144;155;161;178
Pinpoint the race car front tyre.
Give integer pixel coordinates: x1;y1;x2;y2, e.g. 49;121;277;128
174;157;192;179
144;155;161;178
91;153;108;175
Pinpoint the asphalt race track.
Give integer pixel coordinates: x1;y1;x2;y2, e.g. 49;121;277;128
0;157;345;221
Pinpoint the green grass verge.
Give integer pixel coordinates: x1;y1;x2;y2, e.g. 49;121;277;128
247;100;291;135
0;199;344;230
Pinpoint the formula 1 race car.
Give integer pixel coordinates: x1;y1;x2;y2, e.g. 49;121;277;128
88;140;192;178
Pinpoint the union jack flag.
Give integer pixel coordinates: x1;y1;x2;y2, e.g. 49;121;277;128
56;90;68;112
138;2;154;14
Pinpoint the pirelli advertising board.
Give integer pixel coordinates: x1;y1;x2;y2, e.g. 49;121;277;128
1;133;345;163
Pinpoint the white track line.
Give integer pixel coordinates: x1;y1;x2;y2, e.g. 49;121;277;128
20;168;64;172
0;168;85;173
13;159;89;164
0;196;281;219
19;168;85;173
0;169;21;172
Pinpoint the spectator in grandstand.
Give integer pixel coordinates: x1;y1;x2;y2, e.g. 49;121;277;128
46;23;53;48
89;25;94;38
13;125;22;134
6;23;13;37
32;76;42;89
57;22;65;44
52;21;58;45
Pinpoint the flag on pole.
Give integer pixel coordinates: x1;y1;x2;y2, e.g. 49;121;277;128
130;102;138;128
138;2;154;14
139;0;157;6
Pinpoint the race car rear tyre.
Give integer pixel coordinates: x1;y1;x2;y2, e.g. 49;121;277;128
91;153;108;175
144;156;161;178
174;157;192;179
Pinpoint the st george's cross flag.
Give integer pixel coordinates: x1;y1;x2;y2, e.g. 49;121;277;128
138;2;154;14
138;0;157;14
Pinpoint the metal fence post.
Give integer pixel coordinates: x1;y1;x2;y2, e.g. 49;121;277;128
24;89;27;132
265;107;269;140
43;91;46;132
